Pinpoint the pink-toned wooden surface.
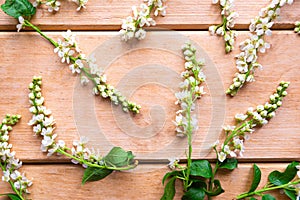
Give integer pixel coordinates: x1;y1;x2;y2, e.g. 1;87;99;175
0;0;300;199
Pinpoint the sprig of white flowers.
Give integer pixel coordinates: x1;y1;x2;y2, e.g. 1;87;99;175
209;0;239;53
33;0;88;12
295;21;300;34
0;114;32;200
174;42;206;137
28;76;138;171
214;81;290;162
17;19;141;114
119;0;167;41
169;41;206;191
226;0;294;96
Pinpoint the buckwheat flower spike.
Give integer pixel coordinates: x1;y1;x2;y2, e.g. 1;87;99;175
120;0;167;41
226;0;294;96
0;114;32;200
33;0;88;12
209;0;239;53
295;21;300;34
28;77;138;183
215;81;290;162
19;20;141;114
174;42;206;137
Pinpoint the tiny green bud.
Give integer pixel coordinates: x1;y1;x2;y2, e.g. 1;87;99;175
225;45;231;53
282;91;288;96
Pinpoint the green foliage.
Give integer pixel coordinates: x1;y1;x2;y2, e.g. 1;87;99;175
1;0;36;19
219;158;238;170
262;194;276;200
284;189;296;200
0;193;22;200
104;147;135;168
82;167;113;184
248;164;262;193
205;180;224;196
268;161;299;186
190;160;212;179
161;176;177;200
182;187;205;200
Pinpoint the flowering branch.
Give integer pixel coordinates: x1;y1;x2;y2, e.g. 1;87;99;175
18;19;141;114
119;0;167;41
0;114;32;200
226;0;294;96
33;0;88;12
237;162;300;199
295;21;300;34
28;76;138;184
161;42;209;199
217;81;289;163
209;0;238;53
1;0;141;114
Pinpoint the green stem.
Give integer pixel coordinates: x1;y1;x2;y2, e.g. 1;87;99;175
183;83;195;191
236;179;300;199
208;161;220;200
24;20;58;47
223;119;253;148
55;148;137;171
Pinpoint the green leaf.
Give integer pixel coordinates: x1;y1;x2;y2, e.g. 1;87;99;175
0;193;22;200
104;147;135;168
249;198;257;200
284;189;296;200
204;180;224;196
182;187;205;200
268;161;299;186
190;160;212;178
248;164;261;193
219;158;238;170
262;194;276;200
160;176;177;200
1;0;36;19
162;170;182;185
82;167;113;184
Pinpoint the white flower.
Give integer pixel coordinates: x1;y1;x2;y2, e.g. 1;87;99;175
72;0;88;11
80;75;89;85
168;158;180;170
218;152;227;162
69;59;84;74
222;125;236;131
16;16;25;32
235;113;248;121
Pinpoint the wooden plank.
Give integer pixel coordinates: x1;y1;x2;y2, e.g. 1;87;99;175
0;163;293;199
0;0;299;30
0;31;299;162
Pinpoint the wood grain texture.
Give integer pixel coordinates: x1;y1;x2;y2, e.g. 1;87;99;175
0;0;299;30
0;163;293;200
0;31;299;162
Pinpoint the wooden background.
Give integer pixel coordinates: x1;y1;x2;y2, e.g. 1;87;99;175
0;0;299;199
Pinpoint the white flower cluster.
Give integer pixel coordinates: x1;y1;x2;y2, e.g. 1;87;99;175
28;77;105;168
54;30;141;114
226;0;294;96
92;76;141;113
120;0;167;41
295;21;300;34
217;81;289;162
209;0;239;53
0;114;32;195
33;0;88;12
54;30;83;74
174;42;206;137
28;76;62;156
